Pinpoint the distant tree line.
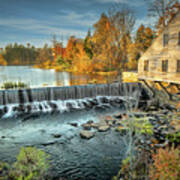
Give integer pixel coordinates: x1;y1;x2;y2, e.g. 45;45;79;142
0;0;179;73
0;43;53;66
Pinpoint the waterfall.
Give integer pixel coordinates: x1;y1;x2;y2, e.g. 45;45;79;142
0;83;149;118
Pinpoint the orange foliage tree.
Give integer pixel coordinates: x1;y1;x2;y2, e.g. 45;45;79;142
64;36;92;73
92;13;112;72
0;54;7;66
149;146;180;180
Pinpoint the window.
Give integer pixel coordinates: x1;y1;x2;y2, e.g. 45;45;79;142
162;60;168;72
163;34;169;46
178;32;180;45
177;60;180;72
144;60;149;72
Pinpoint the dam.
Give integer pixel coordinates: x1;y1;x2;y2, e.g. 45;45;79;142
0;82;149;119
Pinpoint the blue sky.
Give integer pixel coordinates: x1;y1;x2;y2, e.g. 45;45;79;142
0;0;153;47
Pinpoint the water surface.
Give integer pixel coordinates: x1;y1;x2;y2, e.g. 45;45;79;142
0;66;118;88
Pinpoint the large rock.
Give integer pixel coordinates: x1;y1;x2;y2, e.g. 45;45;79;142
98;125;110;132
105;116;115;122
80;131;95;139
91;123;99;129
82;123;92;130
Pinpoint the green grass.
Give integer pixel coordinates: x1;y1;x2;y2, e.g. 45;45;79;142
1;81;28;89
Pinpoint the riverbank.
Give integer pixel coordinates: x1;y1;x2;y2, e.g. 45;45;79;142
0;82;179;179
35;65;138;83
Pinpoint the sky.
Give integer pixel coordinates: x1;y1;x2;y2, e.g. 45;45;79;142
0;0;154;48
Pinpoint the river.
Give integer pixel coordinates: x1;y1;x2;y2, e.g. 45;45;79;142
0;66;118;88
0;66;136;180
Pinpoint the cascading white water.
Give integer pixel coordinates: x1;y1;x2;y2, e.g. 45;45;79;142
0;96;134;118
0;83;149;119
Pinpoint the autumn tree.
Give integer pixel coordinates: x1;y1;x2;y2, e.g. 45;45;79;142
147;0;180;32
3;43;38;65
84;29;93;59
135;25;155;53
92;13;112;71
65;36;77;66
127;25;155;70
108;5;135;72
0;54;7;66
64;36;92;72
74;39;92;72
35;44;53;68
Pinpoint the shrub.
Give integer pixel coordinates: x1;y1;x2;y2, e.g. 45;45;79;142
112;150;151;180
149;146;180;180
120;116;153;136
10;147;49;180
0;147;50;180
1;81;28;89
166;132;180;145
0;162;10;180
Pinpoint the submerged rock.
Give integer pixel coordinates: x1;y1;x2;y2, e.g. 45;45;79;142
80;131;95;139
52;134;62;138
69;123;78;127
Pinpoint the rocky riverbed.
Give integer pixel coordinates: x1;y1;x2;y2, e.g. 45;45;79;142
0;95;179;180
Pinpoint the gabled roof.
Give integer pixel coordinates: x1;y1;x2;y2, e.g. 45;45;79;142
139;9;180;61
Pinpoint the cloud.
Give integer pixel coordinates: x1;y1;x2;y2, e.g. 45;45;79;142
95;0;119;3
0;10;99;43
94;0;146;7
55;10;98;27
0;10;100;47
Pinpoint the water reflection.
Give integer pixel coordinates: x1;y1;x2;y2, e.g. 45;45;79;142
0;66;118;87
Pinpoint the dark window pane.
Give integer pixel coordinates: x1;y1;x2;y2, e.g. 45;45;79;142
178;32;180;45
177;60;180;72
163;34;169;46
162;60;168;72
144;60;149;72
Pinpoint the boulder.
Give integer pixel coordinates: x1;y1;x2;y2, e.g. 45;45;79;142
114;113;123;119
80;131;95;139
105;116;115;121
87;120;94;124
98;125;110;132
107;121;114;126
94;104;110;111
91;123;99;129
82;123;92;130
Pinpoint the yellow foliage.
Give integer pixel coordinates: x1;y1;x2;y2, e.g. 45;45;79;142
0;54;7;66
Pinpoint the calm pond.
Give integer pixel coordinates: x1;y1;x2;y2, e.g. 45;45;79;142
0;66;118;88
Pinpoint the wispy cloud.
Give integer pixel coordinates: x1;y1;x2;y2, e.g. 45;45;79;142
94;0;146;7
55;10;98;27
0;0;149;47
0;10;100;47
0;10;99;43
